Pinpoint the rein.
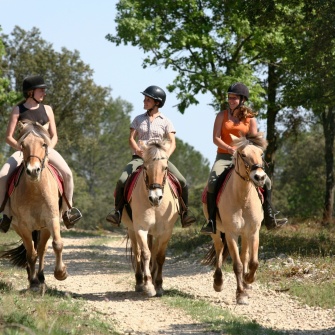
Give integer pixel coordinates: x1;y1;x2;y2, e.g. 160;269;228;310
234;150;264;183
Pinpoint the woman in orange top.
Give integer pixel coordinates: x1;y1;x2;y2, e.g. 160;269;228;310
200;83;287;234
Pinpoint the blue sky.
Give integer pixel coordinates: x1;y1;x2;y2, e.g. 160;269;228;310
1;1;230;166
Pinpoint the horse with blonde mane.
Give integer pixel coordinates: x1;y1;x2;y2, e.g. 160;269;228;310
121;139;179;297
202;132;268;305
1;121;67;292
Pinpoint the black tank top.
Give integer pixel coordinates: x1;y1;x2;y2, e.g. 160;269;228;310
18;103;49;125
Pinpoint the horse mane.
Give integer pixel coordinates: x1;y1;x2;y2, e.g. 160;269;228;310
142;140;170;162
17;120;51;146
232;132;267;151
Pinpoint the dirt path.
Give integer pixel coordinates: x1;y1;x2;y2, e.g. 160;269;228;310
41;232;335;335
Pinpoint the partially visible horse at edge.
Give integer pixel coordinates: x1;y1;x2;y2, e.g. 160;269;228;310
121;139;180;297
202;132;268;305
0;121;67;292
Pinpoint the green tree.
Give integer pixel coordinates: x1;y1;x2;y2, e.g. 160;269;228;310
275;125;325;218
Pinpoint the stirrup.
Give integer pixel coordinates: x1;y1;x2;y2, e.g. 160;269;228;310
181;211;196;228
62;207;82;229
106;210;121;227
200;220;216;235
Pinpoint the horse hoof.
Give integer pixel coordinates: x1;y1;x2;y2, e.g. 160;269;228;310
135;284;144;292
155;288;164;297
236;292;249;305
54;268;68;281
144;284;156;297
213;283;223;292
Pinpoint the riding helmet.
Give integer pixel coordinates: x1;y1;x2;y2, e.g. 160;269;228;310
141;85;166;107
22;75;47;93
227;83;249;101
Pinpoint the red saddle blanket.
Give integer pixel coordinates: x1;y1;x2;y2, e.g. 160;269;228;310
7;163;64;197
202;168;264;205
122;167;181;203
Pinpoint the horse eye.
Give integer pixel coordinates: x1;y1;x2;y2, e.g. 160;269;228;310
242;153;247;158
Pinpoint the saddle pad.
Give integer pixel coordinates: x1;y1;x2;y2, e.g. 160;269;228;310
125;167;142;203
202;169;264;205
8;165;24;197
47;164;64;195
124;168;180;203
201;168;233;205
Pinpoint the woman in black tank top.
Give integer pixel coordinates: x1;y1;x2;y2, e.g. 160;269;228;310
0;75;82;233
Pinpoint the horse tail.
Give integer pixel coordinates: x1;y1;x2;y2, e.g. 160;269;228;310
0;230;40;268
201;232;230;266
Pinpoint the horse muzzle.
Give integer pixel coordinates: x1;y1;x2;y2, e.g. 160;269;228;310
250;170;267;187
148;188;163;207
25;164;42;181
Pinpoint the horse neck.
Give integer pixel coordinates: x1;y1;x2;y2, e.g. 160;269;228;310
228;170;255;200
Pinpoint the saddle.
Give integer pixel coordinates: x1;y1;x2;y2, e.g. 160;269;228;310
202;166;264;205
121;166;181;221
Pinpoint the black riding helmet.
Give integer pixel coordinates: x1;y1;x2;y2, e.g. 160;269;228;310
227;82;249;101
22;75;47;99
141;85;166;108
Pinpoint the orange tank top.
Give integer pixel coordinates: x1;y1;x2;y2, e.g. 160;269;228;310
217;110;252;154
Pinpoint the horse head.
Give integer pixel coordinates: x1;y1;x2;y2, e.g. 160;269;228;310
17;120;51;181
231;132;268;187
141;140;170;207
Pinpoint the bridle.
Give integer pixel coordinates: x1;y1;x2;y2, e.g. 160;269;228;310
143;156;168;192
23;142;49;172
234;150;264;183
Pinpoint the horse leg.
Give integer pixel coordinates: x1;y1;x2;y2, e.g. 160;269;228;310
36;229;51;285
50;220;67;281
212;233;224;292
225;233;249;305
21;232;39;290
136;230;156;297
244;233;259;286
128;230;144;292
240;236;252;290
153;235;171;297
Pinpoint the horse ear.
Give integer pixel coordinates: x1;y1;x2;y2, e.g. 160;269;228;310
17;121;26;132
230;134;238;141
42;122;50;130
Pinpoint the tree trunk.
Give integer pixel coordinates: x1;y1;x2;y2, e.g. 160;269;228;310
265;63;280;180
321;106;335;224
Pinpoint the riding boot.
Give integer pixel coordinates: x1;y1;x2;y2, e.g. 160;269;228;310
0;214;12;233
180;186;196;228
62;207;82;229
106;185;124;227
262;186;287;230
200;192;217;235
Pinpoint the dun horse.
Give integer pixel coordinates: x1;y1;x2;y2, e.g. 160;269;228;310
203;133;267;305
121;140;179;297
1;121;67;291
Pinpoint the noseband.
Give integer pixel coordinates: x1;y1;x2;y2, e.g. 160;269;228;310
235;150;264;182
143;156;168;191
23;143;49;171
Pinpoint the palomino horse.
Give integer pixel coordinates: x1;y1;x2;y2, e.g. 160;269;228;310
1;121;67;291
121;140;179;297
202;133;267;305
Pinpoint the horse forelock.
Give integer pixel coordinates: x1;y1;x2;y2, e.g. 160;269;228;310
143;140;169;162
233;132;267;151
18;122;51;146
